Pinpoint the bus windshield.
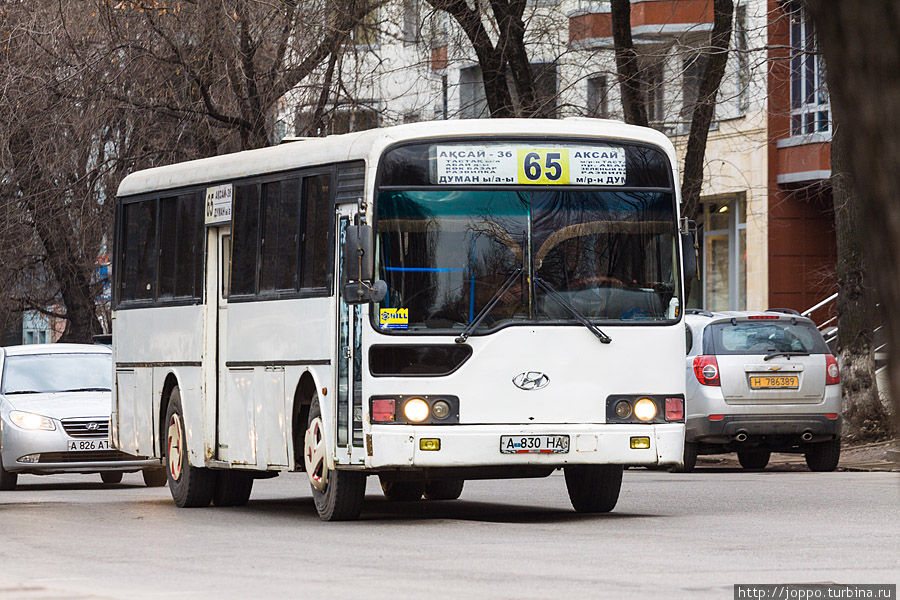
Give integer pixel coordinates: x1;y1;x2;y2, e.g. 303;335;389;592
374;188;680;333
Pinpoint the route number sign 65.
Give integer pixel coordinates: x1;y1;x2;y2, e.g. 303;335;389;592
517;148;570;185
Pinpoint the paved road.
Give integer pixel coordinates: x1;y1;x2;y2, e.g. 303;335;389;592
1;468;897;599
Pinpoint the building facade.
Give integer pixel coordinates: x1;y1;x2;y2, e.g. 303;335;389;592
276;0;835;314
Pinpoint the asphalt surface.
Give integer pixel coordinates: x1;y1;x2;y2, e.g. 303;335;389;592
0;467;897;599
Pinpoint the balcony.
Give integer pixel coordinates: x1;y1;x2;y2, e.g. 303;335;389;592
569;0;714;48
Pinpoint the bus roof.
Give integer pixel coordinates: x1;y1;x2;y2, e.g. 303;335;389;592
116;118;678;198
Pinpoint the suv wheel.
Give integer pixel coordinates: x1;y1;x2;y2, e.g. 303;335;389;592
805;439;841;472
737;448;770;470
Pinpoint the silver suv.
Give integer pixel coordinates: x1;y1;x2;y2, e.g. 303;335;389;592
680;309;842;472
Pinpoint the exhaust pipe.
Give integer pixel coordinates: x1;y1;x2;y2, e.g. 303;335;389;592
801;431;813;442
735;431;749;443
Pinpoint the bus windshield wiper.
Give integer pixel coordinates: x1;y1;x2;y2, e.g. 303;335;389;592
59;387;111;392
455;268;523;343
763;351;810;361
534;277;612;344
3;390;41;395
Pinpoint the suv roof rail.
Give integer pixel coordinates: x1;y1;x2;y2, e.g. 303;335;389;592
685;308;715;317
766;308;801;316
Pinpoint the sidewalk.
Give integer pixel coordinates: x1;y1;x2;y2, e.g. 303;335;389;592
695;439;899;472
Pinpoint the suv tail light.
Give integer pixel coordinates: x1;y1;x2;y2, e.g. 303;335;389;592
825;354;840;385
693;355;720;386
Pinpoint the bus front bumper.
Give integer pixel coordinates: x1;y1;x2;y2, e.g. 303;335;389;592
366;423;684;469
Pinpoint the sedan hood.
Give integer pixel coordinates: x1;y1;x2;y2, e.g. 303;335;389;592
2;391;110;420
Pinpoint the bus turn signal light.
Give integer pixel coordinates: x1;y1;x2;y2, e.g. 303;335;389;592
630;437;651;449
419;438;441;451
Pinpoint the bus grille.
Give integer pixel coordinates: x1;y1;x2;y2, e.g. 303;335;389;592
62;418;109;438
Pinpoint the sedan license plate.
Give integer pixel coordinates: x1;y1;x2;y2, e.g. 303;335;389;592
749;375;799;389
67;439;110;452
500;435;569;454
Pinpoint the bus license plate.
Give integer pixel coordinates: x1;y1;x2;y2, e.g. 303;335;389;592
749;375;799;389
500;435;569;454
68;439;110;452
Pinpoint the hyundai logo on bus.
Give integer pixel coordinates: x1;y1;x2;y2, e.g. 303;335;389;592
512;371;550;390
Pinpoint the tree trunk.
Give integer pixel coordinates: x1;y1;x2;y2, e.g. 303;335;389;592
831;128;889;440
679;0;733;222
610;0;648;128
805;0;900;433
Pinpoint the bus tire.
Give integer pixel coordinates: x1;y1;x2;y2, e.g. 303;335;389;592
165;387;215;508
737;448;770;470
380;478;425;501
142;468;167;488
424;479;464;500
671;442;698;473
564;464;623;513
0;453;18;491
100;471;123;484
304;397;366;521
805;439;841;472
213;471;254;507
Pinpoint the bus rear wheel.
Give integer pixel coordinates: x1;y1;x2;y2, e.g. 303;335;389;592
379;478;425;501
564;464;623;513
213;471;254;506
424;479;464;500
304;397;365;521
165;387;216;508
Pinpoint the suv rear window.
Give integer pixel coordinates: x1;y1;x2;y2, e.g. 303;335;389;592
703;320;829;355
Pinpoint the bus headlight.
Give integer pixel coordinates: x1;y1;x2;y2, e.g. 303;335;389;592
431;400;451;420
633;398;657;422
614;400;632;419
403;398;429;423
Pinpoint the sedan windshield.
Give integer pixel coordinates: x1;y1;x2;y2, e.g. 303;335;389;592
374;189;679;333
1;353;112;394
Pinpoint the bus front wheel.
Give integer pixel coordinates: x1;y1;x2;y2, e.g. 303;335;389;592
165;387;216;508
303;397;366;521
564;464;623;513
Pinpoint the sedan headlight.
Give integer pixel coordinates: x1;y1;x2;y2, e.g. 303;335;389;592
9;411;56;431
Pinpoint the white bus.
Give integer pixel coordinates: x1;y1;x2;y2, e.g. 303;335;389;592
112;119;692;520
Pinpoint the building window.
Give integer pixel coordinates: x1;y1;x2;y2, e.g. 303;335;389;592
702;197;747;311
402;0;420;44
459;66;489;119
352;7;379;47
587;76;608;118
735;3;749;113
642;62;665;127
789;3;830;136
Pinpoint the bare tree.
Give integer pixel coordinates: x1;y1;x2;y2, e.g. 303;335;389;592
611;0;734;222
804;0;900;431
830;128;889;439
424;0;535;117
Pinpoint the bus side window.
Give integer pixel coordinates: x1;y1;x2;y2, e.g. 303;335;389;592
231;184;260;296
120;198;157;302
222;234;231;299
300;174;332;291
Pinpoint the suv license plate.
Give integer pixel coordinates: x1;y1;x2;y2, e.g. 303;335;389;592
749;375;799;389
500;435;569;454
68;439;110;452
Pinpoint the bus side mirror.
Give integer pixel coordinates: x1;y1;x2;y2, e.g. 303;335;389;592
682;232;698;283
342;224;387;304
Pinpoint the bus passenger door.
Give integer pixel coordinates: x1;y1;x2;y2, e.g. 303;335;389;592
334;204;365;465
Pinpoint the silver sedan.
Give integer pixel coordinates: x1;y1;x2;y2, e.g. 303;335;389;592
0;343;163;490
